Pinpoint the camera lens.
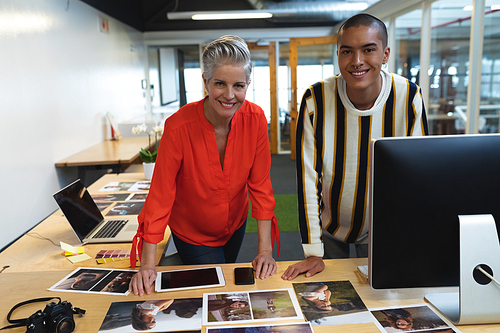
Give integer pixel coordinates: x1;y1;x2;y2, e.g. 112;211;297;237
52;316;75;333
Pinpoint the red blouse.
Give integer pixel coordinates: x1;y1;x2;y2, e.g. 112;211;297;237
131;98;279;266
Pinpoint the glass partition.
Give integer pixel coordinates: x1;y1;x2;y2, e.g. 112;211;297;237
428;0;472;134
248;48;271;122
278;42;291;152
479;4;500;133
394;9;422;83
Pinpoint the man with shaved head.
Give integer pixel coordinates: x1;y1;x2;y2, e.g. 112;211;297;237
283;14;429;280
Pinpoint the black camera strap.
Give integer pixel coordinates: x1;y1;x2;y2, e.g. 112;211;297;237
1;297;62;330
0;297;88;331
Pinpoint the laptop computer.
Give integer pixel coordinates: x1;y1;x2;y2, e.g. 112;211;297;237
53;179;139;244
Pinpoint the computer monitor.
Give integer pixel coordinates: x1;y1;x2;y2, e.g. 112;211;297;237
369;134;500;289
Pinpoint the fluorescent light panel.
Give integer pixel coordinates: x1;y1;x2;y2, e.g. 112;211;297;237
167;3;369;21
192;12;272;20
168;10;273;20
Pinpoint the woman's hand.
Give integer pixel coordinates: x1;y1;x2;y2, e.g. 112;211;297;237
252;251;277;279
253;219;277;279
129;265;157;296
129;241;158;296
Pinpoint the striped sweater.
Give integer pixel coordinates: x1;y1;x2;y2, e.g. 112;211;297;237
296;70;429;258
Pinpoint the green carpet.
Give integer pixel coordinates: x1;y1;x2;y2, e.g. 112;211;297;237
246;194;299;233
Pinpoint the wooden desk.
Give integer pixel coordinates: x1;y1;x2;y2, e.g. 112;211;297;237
0;173;170;273
55;136;154;184
0;259;497;333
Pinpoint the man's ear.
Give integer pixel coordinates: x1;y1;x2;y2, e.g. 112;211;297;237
383;46;391;64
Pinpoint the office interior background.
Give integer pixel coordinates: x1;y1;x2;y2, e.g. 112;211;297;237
1;0;498;251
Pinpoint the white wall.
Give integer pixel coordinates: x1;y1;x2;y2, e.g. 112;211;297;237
0;0;147;250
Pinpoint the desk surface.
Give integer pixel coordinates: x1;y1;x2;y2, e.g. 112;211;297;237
0;259;496;333
55;136;153;167
0;173;170;273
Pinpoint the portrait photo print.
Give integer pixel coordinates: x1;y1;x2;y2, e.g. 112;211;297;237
48;267;135;295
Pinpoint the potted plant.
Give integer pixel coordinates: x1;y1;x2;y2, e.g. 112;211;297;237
132;123;163;180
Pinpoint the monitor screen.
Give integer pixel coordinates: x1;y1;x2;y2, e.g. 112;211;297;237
369;134;500;289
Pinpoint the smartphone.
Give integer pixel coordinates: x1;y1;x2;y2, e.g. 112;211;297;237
234;267;255;285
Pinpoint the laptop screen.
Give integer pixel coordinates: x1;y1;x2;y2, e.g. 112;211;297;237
53;179;104;242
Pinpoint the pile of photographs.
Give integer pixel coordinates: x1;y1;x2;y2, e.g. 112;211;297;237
49;267;460;333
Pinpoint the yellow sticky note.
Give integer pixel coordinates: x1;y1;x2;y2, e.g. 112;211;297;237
67;253;91;263
60;241;85;256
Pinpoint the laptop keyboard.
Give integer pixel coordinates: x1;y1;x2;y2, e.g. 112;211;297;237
92;219;128;239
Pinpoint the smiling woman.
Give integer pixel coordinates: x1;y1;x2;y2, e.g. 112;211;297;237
129;35;281;296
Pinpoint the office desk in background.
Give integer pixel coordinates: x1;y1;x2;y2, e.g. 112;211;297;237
55;136;155;184
0;259;497;333
0;173;170;273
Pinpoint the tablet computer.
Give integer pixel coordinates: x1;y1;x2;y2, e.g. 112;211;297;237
155;266;225;292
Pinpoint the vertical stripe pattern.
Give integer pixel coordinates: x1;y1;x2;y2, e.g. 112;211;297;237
297;72;429;258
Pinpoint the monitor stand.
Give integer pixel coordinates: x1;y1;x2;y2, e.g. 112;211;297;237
425;214;500;325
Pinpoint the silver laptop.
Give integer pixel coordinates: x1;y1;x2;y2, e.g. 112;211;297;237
53;179;138;244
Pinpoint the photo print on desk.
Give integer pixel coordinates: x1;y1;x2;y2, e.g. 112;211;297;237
292;281;375;326
98;298;203;332
126;192;148;201
99;182;137;192
128;181;151;192
48;267;135;295
202;289;302;326
370;304;459;333
207;322;314;333
106;202;144;216
92;193;131;202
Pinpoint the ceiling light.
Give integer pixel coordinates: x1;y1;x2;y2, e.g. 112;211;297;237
192;12;272;20
491;5;500;10
463;5;473;11
168;10;272;21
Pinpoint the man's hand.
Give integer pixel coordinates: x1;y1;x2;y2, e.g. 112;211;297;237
129;265;157;296
252;251;277;279
281;256;325;280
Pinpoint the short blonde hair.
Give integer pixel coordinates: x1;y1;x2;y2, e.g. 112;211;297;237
202;35;252;83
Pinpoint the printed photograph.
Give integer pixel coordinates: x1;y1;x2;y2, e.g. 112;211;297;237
48;267;134;295
128;181;151;192
92;193;130;202
205;293;252;323
98;298;203;332
248;290;298;319
292;281;369;326
203;289;302;325
126;192;148;201
99;182;137;192
207;322;313;333
371;305;451;332
106;202;145;216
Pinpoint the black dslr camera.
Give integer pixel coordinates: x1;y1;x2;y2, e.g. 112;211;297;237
2;297;85;333
26;300;79;333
